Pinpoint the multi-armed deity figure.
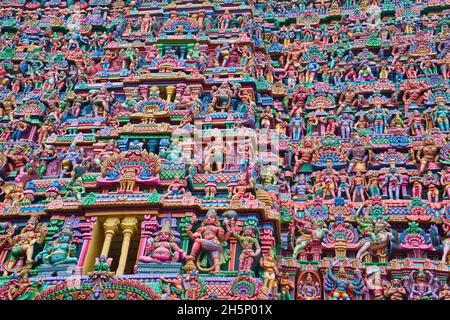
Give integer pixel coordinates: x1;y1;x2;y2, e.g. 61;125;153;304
186;209;232;273
35;219;79;267
3;216;47;276
324;262;364;300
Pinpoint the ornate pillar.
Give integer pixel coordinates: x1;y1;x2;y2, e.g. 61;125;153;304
260;228;276;255
179;215;192;253
116;217;138;275
228;220;243;272
77;217;96;268
156;44;164;57
166;85;176;103
136;215;158;260
101;217;120;257
28;126;37;142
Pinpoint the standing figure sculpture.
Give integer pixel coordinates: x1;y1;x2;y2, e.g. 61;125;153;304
186;210;232;273
382;167;403;200
231;220;261;273
260;251;279;299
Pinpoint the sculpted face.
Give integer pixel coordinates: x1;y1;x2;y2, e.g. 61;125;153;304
205;211;217;225
392;279;401;287
25;220;36;231
337;267;347;279
304;139;312;147
59;231;72;243
243;226;253;236
159;231;170;241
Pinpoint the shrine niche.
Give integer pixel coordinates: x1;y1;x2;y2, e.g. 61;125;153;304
296;270;322;300
97;150;161;191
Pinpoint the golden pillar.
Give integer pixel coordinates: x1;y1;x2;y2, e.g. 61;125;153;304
166;85;176;103
116;217;138;275
101;217;120;257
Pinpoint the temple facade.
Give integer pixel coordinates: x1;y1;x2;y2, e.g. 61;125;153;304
0;0;449;300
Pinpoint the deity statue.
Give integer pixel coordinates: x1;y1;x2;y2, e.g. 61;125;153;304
6;144;29;174
291;174;311;201
293;138;316;176
0;92;17;120
339;113;354;139
404;269;440;300
203;137;226;173
186;210;232;273
433;96;450;131
4;182;26;207
3;216;47;276
356;216;393;263
402;80;428;113
365;102;389;136
64;177;85;201
382;166;403;200
318;159;339;200
280;273;295;300
416;136;440;175
439;283;450;300
407;110;426;136
290;86;309;116
366;171;381;197
439;168;450;199
291;217;328;260
98;140;120;163
290;114;305;141
284;41;302;71
160;272;186;300
351;171;366;202
119;168;137;193
163;176;187;199
204;176;217;200
423;171;440;203
232;177;252;200
231;220;261;273
324;262;364;300
57;143;83;178
260;251;279;299
365;266;385;300
35;221;78;267
337;84;359;115
297;272;321;300
139;221;186;264
409;170;424;199
260;106;274;129
383;279;407;300
346;138;370;173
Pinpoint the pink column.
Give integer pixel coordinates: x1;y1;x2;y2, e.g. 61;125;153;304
77;217;96;267
28;126;37;142
136;215;159;261
228;220;243;272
